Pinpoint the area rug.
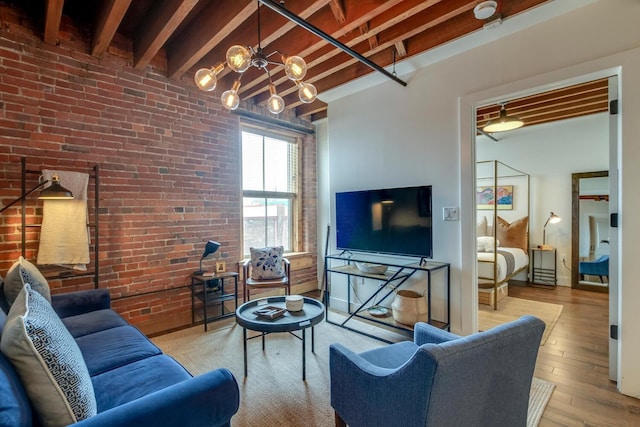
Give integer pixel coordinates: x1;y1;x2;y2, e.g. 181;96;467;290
478;296;563;345
152;318;554;427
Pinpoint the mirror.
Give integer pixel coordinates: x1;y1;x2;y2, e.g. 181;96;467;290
571;171;609;292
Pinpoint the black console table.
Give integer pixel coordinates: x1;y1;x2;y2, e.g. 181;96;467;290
191;272;239;331
324;254;450;342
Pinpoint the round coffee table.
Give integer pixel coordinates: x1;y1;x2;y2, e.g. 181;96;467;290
235;296;325;380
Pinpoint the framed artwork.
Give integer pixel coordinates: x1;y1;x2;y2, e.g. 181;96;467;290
477;185;513;210
215;261;226;273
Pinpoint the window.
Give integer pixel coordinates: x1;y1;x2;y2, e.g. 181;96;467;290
241;128;299;255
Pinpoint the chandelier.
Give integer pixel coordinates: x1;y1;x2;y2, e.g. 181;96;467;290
194;1;317;114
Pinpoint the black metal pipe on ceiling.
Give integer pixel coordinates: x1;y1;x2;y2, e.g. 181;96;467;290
258;0;407;88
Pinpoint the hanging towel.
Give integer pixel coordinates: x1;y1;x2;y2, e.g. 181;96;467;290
37;170;90;270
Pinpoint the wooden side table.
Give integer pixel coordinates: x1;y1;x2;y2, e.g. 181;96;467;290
530;248;557;288
191;272;239;331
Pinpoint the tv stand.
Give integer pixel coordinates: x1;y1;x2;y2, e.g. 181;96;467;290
324;254;450;343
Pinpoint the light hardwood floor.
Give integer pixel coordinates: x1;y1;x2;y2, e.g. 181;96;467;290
508;284;640;426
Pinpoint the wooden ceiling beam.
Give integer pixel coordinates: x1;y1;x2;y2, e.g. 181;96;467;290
310;110;328;122
329;0;346;24
264;0;473;106
166;0;256;78
218;0;407;99
305;0;546;101
92;0;132;57
295;99;328;117
44;0;64;45
249;0;450;104
133;0;199;70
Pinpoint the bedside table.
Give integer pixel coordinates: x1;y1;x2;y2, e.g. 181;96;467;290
530;248;557;288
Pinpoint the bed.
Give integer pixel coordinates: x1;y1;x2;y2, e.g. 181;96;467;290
477;161;530;310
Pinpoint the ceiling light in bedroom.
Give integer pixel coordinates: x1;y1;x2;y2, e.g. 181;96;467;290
483;103;524;133
542;212;561;247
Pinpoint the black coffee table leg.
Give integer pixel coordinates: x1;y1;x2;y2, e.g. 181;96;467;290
312;326;315;353
302;328;306;381
243;327;247;377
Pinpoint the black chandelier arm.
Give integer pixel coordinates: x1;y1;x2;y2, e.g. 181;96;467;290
265;59;285;67
258;0;407;87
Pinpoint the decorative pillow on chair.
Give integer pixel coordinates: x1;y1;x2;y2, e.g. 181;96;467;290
496;216;529;252
3;256;51;306
249;246;285;280
0;284;97;427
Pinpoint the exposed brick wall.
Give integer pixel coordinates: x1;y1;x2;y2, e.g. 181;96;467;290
0;4;318;332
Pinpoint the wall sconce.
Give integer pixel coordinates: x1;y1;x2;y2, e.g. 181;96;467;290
540;212;561;249
0;174;74;214
194;240;221;275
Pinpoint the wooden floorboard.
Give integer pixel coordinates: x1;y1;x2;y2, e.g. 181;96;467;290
508;284;640;426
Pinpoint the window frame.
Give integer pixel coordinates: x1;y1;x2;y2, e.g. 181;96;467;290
240;123;303;257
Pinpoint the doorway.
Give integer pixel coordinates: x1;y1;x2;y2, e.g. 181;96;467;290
571;171;609;292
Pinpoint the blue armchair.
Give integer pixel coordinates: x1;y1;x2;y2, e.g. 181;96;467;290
330;315;545;427
579;255;609;283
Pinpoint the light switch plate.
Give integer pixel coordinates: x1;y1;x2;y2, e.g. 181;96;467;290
443;207;459;221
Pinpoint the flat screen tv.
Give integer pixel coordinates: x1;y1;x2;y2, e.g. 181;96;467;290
335;185;433;259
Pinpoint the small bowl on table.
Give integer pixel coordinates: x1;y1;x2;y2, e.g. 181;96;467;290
285;295;304;312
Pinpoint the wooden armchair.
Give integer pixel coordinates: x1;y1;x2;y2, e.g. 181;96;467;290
242;247;291;301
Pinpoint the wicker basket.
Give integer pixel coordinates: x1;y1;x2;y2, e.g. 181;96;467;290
391;290;428;326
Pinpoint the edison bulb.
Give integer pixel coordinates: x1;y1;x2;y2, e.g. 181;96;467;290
194;64;224;92
226;45;251;73
221;80;241;110
283;55;307;80
297;81;317;103
267;85;285;114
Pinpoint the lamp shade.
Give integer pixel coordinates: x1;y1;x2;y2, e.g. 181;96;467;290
542;212;561;246
194;240;221;275
39;174;74;200
483;106;524;133
202;240;221;258
546;212;561;225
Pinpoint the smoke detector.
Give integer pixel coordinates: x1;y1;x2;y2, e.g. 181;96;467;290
474;1;497;20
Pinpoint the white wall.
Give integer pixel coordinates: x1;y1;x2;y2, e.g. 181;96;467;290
319;0;640;396
477;113;609;285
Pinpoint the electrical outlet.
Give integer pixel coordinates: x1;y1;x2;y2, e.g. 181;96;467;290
560;254;567;263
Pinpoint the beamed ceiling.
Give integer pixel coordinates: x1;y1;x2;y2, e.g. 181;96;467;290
14;0;608;127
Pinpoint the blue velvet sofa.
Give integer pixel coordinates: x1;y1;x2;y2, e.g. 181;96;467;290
1;285;240;426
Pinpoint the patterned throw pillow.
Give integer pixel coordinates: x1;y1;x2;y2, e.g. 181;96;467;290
0;284;97;427
3;256;51;306
249;246;286;280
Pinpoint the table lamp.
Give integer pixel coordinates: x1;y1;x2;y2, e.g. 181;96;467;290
194;240;220;275
540;212;561;250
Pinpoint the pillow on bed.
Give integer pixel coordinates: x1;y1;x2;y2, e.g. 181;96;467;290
477;216;488;237
496;216;529;252
477;236;499;252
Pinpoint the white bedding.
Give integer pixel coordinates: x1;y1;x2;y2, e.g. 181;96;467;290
477;247;529;284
